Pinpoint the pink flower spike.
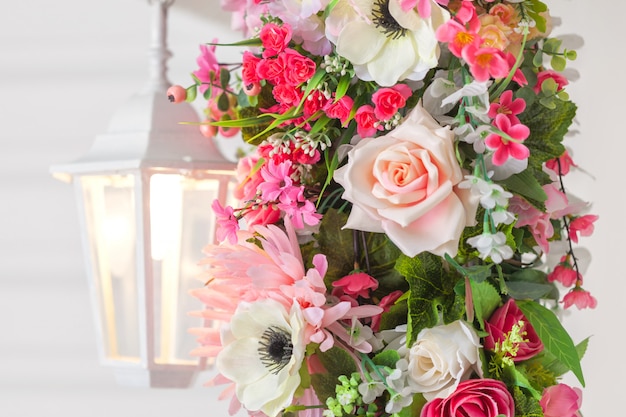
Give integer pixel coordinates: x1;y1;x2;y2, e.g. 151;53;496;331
562;288;597;310
332;272;379;299
568;214;599;243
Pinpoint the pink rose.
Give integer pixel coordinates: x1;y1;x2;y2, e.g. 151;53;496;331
259;22;292;58
282;49;316;86
540;384;582;417
333;103;479;257
484;298;543;362
371;84;412;120
421;379;515;417
273;84;303;106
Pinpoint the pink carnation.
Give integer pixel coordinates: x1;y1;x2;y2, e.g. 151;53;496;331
325;96;354;125
371;84;412;121
259;22;292;58
354;105;381;138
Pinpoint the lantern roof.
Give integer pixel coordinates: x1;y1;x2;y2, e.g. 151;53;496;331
51;0;235;181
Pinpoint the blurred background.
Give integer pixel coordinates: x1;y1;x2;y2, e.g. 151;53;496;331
0;0;619;416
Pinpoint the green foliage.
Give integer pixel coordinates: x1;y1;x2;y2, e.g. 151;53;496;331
372;350;400;369
506;268;558;301
517;300;585;386
310;347;358;404
513;385;544;417
308;209;407;292
395;253;465;345
469;279;501;331
541;337;590;378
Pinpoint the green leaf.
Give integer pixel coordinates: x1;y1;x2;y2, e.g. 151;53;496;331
295;68;327;113
217;92;230;112
502;170;548;209
517;300;585;386
372;350;401;368
219;67;231;89
506;281;555;300
395;253;465;345
469;280;501;330
335;74;351;101
310;347;357;403
542;337;590;377
185;84;197;102
551;55;567;72
518;98;576;177
209;38;263;48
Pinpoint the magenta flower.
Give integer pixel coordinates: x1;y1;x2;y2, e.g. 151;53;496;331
568;214;599;243
258;160;295;202
354;105;381;138
421;379;515;417
484;298;544;362
259;22;292;58
193;42;221;94
332;272;379;299
278;186;322;229
435;2;480;57
371;84;412;121
488;90;526;124
540;384;582;417
562;288;597;310
534;70;569;94
485;113;530;166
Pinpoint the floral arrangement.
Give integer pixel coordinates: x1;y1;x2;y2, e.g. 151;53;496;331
168;0;598;416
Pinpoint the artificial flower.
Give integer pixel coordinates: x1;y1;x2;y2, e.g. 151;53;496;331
420;379;515;417
540;383;583;417
326;0;449;86
404;320;482;400
216;299;306;417
563;288;598;310
334;102;479;257
484;298;544;362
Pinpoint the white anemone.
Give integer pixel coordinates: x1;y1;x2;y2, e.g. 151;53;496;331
325;0;449;86
216;299;306;417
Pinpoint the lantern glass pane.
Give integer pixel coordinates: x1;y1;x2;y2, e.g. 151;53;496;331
80;174;140;363
150;172;236;365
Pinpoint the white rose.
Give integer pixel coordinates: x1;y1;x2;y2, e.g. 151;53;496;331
405;320;482;400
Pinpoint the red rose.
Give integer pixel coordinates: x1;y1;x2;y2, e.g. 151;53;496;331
283;49;316;86
259;22;292;58
421;379;515;417
484;298;543;362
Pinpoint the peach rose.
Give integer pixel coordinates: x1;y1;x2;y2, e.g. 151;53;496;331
333;103;478;257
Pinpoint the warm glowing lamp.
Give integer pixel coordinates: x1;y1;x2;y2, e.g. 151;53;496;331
51;0;237;388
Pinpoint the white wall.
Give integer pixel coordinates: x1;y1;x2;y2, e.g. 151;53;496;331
1;0;620;416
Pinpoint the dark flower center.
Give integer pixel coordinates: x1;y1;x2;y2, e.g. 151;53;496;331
372;0;407;40
258;326;293;374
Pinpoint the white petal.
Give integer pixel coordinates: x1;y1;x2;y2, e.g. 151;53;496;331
366;36;416;86
216;337;267;385
336;22;386;65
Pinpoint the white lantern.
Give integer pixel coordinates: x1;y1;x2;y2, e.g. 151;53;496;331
51;0;237;388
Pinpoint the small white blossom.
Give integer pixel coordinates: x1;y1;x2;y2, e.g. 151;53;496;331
492;208;516;226
467;232;514;264
458;174;513;210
